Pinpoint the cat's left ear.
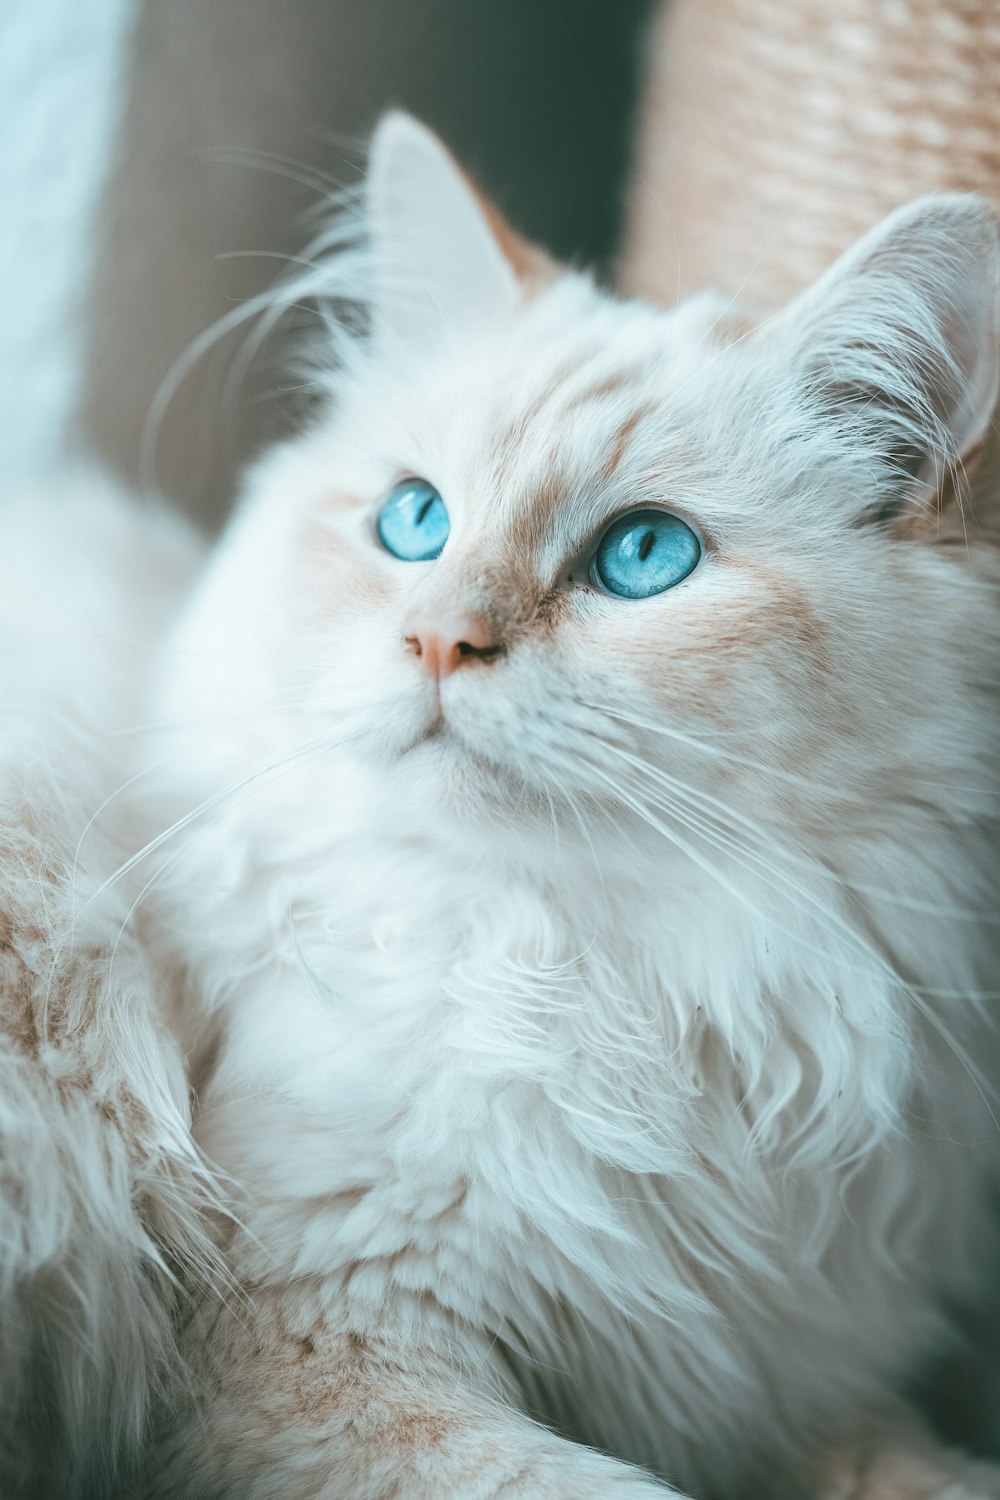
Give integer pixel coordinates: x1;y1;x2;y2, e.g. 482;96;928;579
367;112;548;358
776;194;1000;521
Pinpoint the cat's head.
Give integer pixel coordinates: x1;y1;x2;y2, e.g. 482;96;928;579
169;114;1000;889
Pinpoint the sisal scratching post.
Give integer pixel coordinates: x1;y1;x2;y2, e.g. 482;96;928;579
622;0;1000;310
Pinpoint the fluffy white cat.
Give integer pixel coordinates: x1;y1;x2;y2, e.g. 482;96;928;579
137;116;1000;1497
4;114;1000;1498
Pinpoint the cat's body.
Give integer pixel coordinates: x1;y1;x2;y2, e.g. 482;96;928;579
4;114;1000;1498
145;718;1000;1498
135;119;1000;1497
0;476;213;1496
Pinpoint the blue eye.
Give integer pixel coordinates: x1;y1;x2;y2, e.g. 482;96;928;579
377;479;450;561
591;508;701;599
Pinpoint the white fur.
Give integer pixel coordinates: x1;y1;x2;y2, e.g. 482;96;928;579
5;117;1000;1497
0;475;219;1496
130;119;1000;1497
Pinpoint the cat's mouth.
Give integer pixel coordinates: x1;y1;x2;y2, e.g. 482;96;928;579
398;698;497;770
395;697;451;755
389;681;512;779
418;707;468;751
414;680;473;746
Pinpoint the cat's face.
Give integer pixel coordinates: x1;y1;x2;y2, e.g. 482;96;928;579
177;116;1000;882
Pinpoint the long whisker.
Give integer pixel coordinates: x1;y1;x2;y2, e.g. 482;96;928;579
614;742;1000;926
103;722;357;979
584;700;848;794
611;744;1000;992
139;196;366;497
581;742;999;1118
71;684;351;883
81;721;359;914
589;705;1000;921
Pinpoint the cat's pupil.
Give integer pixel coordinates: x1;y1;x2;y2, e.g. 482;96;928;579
638;529;655;562
416;498;435;525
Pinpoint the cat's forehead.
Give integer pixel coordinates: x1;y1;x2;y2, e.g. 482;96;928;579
401;284;731;557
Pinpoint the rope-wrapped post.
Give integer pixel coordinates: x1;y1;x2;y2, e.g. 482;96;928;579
622;0;1000;309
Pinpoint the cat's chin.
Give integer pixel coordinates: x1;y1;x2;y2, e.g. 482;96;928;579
394;715;499;778
386;715;539;823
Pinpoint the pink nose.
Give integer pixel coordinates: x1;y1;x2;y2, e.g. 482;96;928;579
403;611;501;679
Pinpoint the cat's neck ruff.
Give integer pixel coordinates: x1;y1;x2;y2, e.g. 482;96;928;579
147;736;998;1494
155;733;994;1249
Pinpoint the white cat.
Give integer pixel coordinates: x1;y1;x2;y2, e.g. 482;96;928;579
131;115;1000;1497
5;112;1000;1497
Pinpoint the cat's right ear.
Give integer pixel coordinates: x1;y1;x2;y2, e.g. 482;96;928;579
367;113;548;358
774;194;1000;521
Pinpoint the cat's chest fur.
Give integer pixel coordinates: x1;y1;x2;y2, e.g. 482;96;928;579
151;848;994;1497
177;812;992;1479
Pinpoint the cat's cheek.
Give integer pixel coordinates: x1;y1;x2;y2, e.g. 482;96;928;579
584;558;832;739
289;502;397;635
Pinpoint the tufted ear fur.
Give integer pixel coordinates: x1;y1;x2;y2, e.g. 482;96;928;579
367;113;547;360
775;194;1000;526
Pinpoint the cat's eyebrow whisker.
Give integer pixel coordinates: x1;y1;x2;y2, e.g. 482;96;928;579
140;205;368;495
215;257;329;439
694;230;780;351
202;147;360;206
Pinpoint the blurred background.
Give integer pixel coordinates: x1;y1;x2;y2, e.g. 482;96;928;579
7;1;1000;533
1;0;653;528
